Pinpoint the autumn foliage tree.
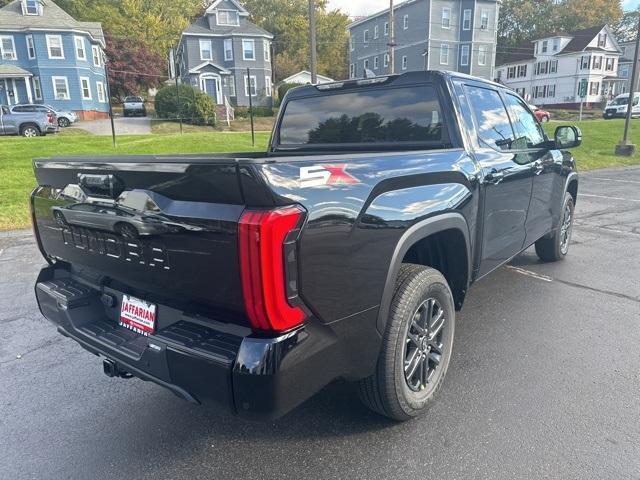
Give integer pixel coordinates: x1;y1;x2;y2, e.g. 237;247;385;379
104;34;165;101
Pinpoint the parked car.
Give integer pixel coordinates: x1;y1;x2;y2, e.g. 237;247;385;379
529;104;551;122
31;71;581;421
10;103;77;127
0;105;57;137
603;92;640;119
123;96;146;117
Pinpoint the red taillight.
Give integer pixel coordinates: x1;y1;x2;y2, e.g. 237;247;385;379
239;205;307;332
47;112;55;124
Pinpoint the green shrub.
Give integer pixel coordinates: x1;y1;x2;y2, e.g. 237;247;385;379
277;82;301;103
155;84;216;125
235;106;276;118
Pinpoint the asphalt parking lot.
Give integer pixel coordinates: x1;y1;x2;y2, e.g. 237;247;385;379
1;167;639;480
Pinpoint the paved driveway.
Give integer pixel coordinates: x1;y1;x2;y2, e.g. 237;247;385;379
75;116;151;135
1;167;639;480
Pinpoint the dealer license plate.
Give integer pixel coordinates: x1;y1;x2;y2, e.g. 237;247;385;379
119;295;156;336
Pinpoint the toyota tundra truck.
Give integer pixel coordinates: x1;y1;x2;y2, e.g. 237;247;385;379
31;71;581;421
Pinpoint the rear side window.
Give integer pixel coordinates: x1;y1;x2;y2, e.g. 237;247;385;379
464;85;514;151
278;85;446;146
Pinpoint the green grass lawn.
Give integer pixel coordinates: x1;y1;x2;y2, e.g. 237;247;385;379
1;119;639;231
0;131;269;230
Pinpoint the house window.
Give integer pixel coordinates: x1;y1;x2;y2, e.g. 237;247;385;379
244;75;257;96
0;35;17;60
374;25;379;39
92;45;101;66
374;56;379;69
33;76;42;100
52;76;69;100
440;44;449;65
96;81;106;102
593;56;602;69
549;60;558;74
548;84;556;97
403;15;409;30
384;53;389;67
553;38;560;52
265;76;272;96
349;35;354;51
384;22;389;36
580;56;590;70
349;63;355;78
507;66;516;79
263;41;270;61
463;9;472;30
364;29;369;44
80;77;91;100
402;55;407;70
460;45;469;66
200;39;212;60
224;39;233;61
605;57;615;71
517;65;527;77
46;34;64;59
364;59;369;70
478;46;487;66
442;8;451;29
515;87;525;97
621;64;630;77
74;36;86;60
24;0;40;15
598;33;607;47
217;10;239;26
589;81;600;95
480;9;489;29
542;40;548;53
228;77;236;97
26;35;35;59
242;39;255;60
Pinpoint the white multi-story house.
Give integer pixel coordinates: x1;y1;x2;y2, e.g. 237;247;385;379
495;25;623;107
616;40;637;93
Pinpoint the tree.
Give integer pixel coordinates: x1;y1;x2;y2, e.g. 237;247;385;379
104;33;165;100
498;0;624;59
241;0;349;81
614;10;640;42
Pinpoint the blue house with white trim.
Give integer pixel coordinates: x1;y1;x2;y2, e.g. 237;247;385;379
0;0;108;120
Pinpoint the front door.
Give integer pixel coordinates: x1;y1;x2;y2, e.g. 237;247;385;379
463;83;535;278
503;93;561;245
203;77;218;104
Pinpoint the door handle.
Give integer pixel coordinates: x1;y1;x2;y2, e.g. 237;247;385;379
485;169;505;184
533;161;544;175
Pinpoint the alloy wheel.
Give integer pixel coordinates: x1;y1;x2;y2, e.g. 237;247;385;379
559;202;573;255
404;298;447;392
23;127;38;137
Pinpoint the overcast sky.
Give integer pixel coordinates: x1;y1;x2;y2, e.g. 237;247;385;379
328;0;640;17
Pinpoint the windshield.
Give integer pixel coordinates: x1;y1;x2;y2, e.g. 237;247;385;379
278;85;446;147
125;97;143;102
610;96;639;106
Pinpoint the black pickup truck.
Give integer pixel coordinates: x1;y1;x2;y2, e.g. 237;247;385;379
31;71;581;421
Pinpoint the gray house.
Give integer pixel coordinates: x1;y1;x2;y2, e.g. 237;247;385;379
174;0;273;107
348;0;500;80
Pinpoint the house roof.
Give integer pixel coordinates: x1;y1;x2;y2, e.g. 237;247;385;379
0;64;32;77
561;25;607;53
0;0;105;45
281;70;334;84
499;40;536;65
183;15;273;38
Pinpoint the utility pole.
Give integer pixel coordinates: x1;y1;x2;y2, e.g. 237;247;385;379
615;10;640;156
388;0;395;74
102;50;116;148
308;0;318;84
173;48;183;135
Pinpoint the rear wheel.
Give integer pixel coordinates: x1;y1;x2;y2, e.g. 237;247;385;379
115;223;139;239
358;264;455;421
535;192;575;262
21;124;40;137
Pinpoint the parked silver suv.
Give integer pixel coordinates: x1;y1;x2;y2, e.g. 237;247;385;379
10;104;77;127
0;105;58;137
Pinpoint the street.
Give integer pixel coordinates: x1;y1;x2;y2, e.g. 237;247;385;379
1;167;639;480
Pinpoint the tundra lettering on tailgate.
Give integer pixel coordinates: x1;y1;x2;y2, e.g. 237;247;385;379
61;226;170;270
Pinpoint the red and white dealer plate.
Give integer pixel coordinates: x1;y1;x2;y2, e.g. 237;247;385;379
119;294;156;336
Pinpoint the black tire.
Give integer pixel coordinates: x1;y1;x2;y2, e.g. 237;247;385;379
20;124;41;138
535;192;575;262
58;117;70;128
115;223;139;239
358;264;455;421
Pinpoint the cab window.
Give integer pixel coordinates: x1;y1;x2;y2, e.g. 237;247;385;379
503;94;546;149
464;85;514;151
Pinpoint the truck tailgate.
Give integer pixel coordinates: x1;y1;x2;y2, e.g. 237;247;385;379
31;155;270;325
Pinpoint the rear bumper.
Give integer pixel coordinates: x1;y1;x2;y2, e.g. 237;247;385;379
35;266;346;420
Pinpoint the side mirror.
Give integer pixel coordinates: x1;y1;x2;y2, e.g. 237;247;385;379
554;125;582;149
